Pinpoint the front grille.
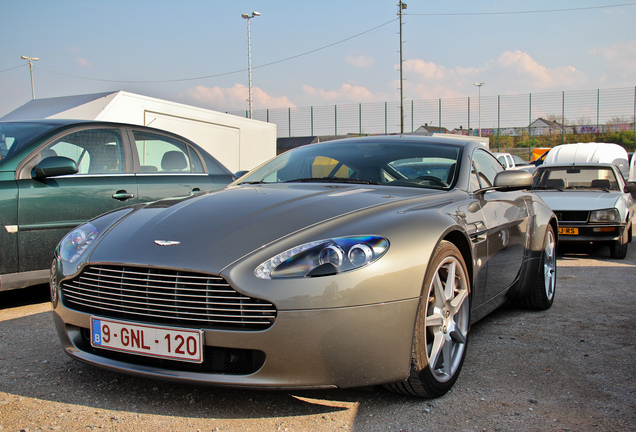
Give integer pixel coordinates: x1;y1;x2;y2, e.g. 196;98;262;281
61;265;277;330
554;210;589;222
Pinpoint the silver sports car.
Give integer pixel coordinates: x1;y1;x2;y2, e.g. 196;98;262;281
51;135;558;398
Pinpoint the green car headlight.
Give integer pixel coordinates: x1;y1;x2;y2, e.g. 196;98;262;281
255;236;389;279
589;208;620;223
58;222;99;263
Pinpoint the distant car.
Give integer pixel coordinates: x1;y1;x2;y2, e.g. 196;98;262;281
492;152;529;170
0;119;234;291
532;163;634;258
51;135;558;398
544;142;630;180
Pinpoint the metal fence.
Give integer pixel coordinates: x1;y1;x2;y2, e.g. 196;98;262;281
228;87;636;144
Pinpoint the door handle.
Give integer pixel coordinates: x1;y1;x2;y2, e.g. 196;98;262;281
112;190;134;201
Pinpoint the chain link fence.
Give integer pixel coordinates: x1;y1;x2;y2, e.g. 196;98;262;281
228;87;636;154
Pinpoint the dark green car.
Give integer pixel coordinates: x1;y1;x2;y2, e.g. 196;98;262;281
0;119;234;291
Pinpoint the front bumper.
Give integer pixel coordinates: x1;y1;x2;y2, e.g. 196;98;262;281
52;297;419;390
557;224;626;242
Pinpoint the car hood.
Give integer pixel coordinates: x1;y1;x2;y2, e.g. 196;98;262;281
534;190;621;211
88;184;441;273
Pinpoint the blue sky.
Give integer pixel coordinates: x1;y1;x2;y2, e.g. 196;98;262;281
1;1;635;118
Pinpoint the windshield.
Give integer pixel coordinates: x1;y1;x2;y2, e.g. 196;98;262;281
236;139;462;189
0;122;62;165
533;166;620;191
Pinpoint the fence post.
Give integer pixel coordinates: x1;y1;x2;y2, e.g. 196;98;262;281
529;93;532;148
596;89;600;139
288;107;291;137
411;100;414;132
497;95;501;152
335;105;338;135
467;97;471;133
385;102;388;134
359;103;362;135
438;99;442;130
311;106;314;136
562;91;565;145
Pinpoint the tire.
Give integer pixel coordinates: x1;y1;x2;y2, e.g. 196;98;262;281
386;241;470;398
610;225;629;259
515;225;557;310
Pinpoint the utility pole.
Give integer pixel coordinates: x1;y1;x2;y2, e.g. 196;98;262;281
21;56;39;99
241;12;261;119
398;2;407;134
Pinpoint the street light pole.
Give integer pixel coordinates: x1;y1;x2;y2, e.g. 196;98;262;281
398;2;407;134
21;56;39;100
473;82;485;137
242;11;261;119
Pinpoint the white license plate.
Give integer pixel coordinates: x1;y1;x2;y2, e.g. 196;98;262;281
91;317;204;363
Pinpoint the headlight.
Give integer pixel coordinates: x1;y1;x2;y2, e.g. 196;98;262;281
255;236;389;279
589;208;620;223
58;222;99;263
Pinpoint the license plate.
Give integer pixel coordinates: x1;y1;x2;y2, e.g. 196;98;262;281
559;227;579;235
91;317;203;363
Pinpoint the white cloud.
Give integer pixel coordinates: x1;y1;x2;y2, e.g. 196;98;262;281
301;83;376;102
345;53;375;68
179;84;295;111
589;38;636;85
75;57;91;68
400;50;586;98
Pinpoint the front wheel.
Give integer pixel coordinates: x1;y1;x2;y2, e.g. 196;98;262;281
515;225;556;310
386;241;470;398
609;225;629;259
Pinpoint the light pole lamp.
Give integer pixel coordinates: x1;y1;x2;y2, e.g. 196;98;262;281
473;82;485;137
21;56;39;100
242;11;260;119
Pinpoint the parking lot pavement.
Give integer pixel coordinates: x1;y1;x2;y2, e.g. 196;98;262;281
1;245;635;432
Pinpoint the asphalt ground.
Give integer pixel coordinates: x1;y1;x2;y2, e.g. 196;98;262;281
1;243;634;432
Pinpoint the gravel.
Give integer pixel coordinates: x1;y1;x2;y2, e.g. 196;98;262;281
1;244;634;432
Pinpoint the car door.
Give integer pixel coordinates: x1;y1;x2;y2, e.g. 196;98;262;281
16;127;138;272
130;129;222;202
470;149;530;302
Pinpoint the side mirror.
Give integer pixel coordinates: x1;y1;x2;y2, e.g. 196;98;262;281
494;170;533;191
33;156;78;179
234;170;250;180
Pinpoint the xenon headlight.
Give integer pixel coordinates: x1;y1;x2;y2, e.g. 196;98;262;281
255;236;389;279
589;208;620;223
58;222;99;263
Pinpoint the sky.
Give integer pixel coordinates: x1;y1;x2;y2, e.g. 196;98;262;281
1;0;635;118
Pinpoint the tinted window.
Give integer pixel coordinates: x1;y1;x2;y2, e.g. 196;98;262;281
19;128;125;178
0;122;62;164
237;140;461;189
471;150;503;191
132;131;202;173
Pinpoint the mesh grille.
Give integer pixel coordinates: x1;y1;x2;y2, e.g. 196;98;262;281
61;265;276;330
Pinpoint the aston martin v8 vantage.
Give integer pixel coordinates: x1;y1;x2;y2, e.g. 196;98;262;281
51;135;558;398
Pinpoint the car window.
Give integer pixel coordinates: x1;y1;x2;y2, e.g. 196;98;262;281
471;149;503;191
534;166;619;190
132;130;204;174
237;140;461;189
31;128;125;175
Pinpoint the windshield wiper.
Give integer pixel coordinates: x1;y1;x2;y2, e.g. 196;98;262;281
284;177;380;185
237;181;269;185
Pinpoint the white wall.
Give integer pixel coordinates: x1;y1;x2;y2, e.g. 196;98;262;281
94;92;276;173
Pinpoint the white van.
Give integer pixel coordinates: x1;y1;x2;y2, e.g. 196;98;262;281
544;142;630;179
